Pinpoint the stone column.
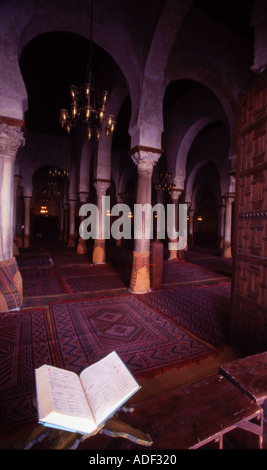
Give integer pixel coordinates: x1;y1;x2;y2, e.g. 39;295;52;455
188;208;195;250
183;202;191;252
68;200;77;247
0;123;25;260
92;180;110;264
219;201;226;252
168;190;182;261
63;203;69;243
129;147;161;293
115;194;124;247
23;196;31;248
59;205;64;241
13;174;20;255
223;195;234;258
16;186;24;248
77;192;88;254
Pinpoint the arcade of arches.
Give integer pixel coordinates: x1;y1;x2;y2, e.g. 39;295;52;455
1;0;267;353
1;0;267;449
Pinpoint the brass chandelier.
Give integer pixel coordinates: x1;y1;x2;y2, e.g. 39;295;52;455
59;0;116;141
155;172;176;195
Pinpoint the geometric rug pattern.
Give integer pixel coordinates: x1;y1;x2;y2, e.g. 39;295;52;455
61;274;126;294
139;284;231;346
163;259;229;285
0;308;55;429
0;295;211;429
1;243;233;436
49;295;211;374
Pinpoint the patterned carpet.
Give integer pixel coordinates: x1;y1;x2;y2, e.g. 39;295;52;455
61;274;126;294
0;294;211;429
139;283;231;346
0;243;233;434
163;259;229;285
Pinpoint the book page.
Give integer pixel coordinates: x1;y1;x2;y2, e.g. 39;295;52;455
36;364;96;434
80;351;140;426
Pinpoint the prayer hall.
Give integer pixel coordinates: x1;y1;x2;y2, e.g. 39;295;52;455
0;0;267;452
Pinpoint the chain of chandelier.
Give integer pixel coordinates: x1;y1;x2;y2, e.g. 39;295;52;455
59;0;116;141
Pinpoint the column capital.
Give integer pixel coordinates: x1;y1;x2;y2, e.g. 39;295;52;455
116;193;125;203
170;189;183;201
94;179;110;195
131;146;161;175
225;194;235;205
0;123;25;159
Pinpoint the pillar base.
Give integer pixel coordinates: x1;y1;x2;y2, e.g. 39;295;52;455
24;235;30;248
68;234;75;248
129;251;151;294
13;240;19;256
77;238;87;254
168;238;177;261
16;236;23;248
188;234;193;250
168;247;177;261
92;239;106;264
223;241;232;258
219;236;224;251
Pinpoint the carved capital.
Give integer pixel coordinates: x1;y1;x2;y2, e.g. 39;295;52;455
0;124;25;159
170;189;182;201
94;179;110;196
132;150;160;176
225;194;235;205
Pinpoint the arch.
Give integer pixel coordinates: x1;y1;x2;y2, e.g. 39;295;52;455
192;184;219;247
174;117;218;188
18;9;136;96
17;7;140;146
117;165;137;199
186;160;221;205
96;85;129;181
130;0;193;148
166;57;238;154
163;80;230;191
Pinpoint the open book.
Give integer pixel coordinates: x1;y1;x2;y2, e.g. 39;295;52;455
35;351;141;435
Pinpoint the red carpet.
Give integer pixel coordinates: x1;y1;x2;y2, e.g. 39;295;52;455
139;283;231;346
0;294;211;430
163;258;230;285
1;243;232;439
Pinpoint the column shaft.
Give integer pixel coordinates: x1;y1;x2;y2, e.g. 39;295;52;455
23;196;31;248
92;180;110;264
0;124;24;260
129;148;160;293
68;200;77;247
223;197;234;258
168;191;181;260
